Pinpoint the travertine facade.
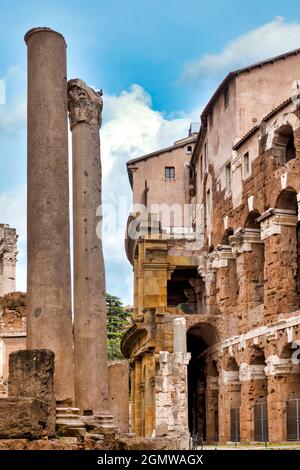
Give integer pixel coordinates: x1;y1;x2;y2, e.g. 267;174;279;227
123;49;300;444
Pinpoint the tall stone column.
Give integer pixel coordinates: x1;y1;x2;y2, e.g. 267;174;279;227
25;28;74;405
68;79;108;414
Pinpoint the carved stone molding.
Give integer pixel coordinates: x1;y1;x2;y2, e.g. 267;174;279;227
219;370;240;385
258;208;298;240
265;355;292;376
68;78;103;129
209;244;234;269
229;228;263;255
239;363;265;381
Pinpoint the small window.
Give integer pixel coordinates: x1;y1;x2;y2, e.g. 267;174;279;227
187;145;193;155
165;166;175;180
209;110;213;127
204;143;208;167
207;188;211;215
243;152;250;176
200;154;203;180
224;86;229;108
226;162;231;193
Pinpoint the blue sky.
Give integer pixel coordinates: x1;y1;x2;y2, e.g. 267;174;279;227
1;1;300;305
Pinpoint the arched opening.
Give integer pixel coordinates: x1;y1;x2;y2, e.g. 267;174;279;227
167;268;206;314
275;188;300;308
221;228;234;245
280;343;300;441
186;323;220;441
242;210;265;306
273;124;296;164
276;188;297;210
216;228;238;312
249;347;268;442
225;357;241;442
245;210;260;229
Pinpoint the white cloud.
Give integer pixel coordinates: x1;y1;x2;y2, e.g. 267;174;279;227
0;79;196;305
0;65;26;133
101;84;193;181
101;84;195;267
184;16;300;81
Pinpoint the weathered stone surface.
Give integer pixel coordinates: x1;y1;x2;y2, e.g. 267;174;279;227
0;225;17;297
25;27;74;405
116;436;189;450
8;349;56;437
56;407;86;437
108;361;129;433
0;397;47;439
68;78;108;414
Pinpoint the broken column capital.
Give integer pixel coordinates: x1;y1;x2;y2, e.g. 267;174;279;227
67;78;103;129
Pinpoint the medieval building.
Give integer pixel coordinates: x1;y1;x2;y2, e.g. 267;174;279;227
122;48;300;444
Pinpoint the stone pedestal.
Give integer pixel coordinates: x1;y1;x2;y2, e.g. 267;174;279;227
56;407;86;437
108;362;129;433
0;397;48;439
8;349;56;436
154;351;190;448
68;79;108;414
25;27;74;405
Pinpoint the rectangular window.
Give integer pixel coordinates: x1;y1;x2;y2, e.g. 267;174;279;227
165;166;175;180
243;152;250;176
186;145;193;155
226;162;232;193
287;399;300;441
204;143;208;167
200;154;203;180
230;408;240;442
254;402;268;442
207;188;211;214
209;110;213;127
224;86;229;108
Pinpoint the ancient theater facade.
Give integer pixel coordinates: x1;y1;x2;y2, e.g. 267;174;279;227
123;49;300;444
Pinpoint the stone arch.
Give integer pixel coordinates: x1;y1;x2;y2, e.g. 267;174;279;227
264;110;299;154
249;345;266;365
275;188;300;307
226;356;239;371
275;187;297;210
186;323;220;440
273;124;296;164
221;227;234;245
244;209;261;229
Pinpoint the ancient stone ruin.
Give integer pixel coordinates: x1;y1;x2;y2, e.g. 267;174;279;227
2;24;300;452
123;49;300;446
0;27;128;450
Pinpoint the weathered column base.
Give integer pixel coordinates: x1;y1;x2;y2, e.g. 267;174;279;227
56;407;86;437
82;413;115;435
82;414;116;447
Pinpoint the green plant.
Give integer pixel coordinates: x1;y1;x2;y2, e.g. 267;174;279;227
106;294;132;361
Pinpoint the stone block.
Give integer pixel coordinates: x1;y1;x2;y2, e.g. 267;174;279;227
8;349;56;436
108;361;129;433
0;397;47;439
